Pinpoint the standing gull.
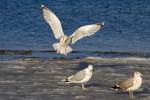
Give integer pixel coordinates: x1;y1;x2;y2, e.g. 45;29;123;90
62;65;93;90
41;5;104;55
112;71;143;98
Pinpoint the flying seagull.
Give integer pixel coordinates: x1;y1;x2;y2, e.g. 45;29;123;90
62;65;93;90
41;5;104;55
112;71;143;98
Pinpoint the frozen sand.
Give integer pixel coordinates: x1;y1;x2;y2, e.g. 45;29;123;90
0;57;150;100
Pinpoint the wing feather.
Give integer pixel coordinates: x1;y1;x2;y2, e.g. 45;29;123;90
41;5;64;39
118;78;134;90
69;69;86;82
70;23;103;44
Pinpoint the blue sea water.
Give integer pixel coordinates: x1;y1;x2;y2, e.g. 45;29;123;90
0;0;150;60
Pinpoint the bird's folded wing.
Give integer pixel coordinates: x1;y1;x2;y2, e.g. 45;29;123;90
42;5;64;39
70;23;102;44
69;70;86;82
118;78;134;90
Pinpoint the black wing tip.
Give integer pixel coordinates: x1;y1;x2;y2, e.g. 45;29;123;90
41;4;48;10
65;79;69;82
96;22;104;26
61;78;69;82
96;23;100;25
112;85;120;89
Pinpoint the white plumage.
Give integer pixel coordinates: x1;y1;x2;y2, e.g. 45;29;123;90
62;65;93;90
41;5;104;55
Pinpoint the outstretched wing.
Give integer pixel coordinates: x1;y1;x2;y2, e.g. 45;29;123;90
70;23;103;44
41;5;64;39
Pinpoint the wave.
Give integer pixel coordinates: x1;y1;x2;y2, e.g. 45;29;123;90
0;49;150;61
85;56;150;61
0;49;150;56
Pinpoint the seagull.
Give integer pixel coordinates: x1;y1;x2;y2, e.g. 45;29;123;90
41;5;104;55
62;65;93;90
112;71;143;98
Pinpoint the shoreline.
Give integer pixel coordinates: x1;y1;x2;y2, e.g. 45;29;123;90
0;57;150;100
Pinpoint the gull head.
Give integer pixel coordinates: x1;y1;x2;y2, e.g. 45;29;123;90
88;65;93;72
134;71;143;77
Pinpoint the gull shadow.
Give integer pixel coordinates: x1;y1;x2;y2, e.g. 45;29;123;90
86;82;102;87
70;62;92;70
113;87;150;99
70;60;130;71
94;64;129;68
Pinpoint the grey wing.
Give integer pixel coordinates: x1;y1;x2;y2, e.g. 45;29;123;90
41;5;64;39
118;78;134;90
69;69;86;82
70;23;103;44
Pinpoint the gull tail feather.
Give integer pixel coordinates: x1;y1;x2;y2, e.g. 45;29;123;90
53;42;72;55
61;78;70;83
112;85;120;90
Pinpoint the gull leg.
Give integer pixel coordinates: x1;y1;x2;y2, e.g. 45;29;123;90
64;47;68;56
56;50;60;53
129;91;132;99
129;91;134;99
131;91;134;99
81;84;86;90
62;45;68;56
